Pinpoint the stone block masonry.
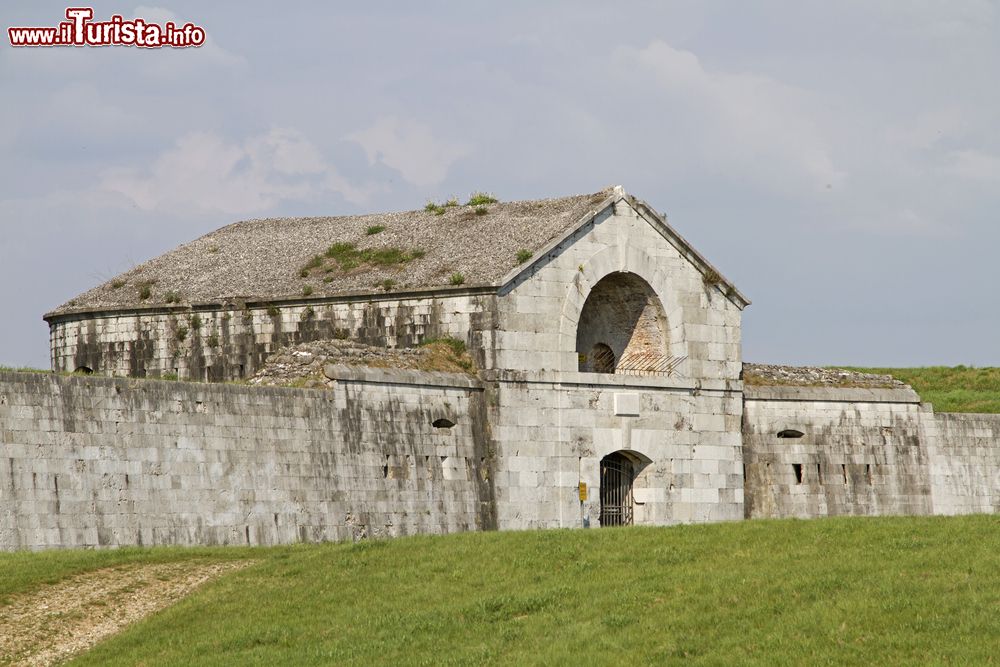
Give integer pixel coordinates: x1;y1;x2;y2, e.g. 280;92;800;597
0;369;494;551
743;385;1000;519
4;366;1000;551
929;413;1000;515
47;290;499;382
488;370;745;530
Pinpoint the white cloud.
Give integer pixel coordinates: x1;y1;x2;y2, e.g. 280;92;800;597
885;107;967;150
133;5;244;67
101;128;370;215
872;0;997;40
945;149;1000;184
846;207;953;239
347;116;471;187
615;40;846;195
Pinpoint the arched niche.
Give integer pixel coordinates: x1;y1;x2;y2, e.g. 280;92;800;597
576;272;668;373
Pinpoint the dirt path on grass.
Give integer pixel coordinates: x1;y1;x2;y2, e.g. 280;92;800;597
0;560;251;666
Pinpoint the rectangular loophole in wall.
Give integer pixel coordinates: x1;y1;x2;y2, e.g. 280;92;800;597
841;464;848;485
865;464;873;485
792;463;803;484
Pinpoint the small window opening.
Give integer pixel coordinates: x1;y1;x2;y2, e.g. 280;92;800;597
591;343;616;373
792;463;803;484
841;464;848;485
382;455;389;479
777;429;804;439
865;464;873;485
816;463;822;480
432;418;455;429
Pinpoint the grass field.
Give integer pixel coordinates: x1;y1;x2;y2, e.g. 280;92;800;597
3;516;1000;665
844;366;1000;413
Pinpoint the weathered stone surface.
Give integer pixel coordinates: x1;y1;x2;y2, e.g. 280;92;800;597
745;384;921;404
0;370;494;551
47;293;496;381
250;338;475;388
928;413;1000;515
743;388;931;518
744;364;904;389
743;386;1000;520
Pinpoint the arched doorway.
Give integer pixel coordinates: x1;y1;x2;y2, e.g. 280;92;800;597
600;452;635;526
576;272;668;373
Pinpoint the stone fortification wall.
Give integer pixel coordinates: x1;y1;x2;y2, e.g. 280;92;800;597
0;369;493;551
743;385;934;519
47;290;497;382
489;370;745;529
928;412;1000;515
744;385;1000;520
4;368;1000;552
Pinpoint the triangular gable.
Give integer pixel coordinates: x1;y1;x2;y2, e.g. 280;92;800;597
497;186;750;309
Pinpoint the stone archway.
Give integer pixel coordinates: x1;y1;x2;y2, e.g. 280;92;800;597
599;452;634;526
576;272;668;373
598;450;653;527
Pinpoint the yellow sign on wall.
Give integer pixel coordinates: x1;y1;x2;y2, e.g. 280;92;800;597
578;482;588;501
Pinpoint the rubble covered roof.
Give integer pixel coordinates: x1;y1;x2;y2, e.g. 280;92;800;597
48;189;615;317
743;363;908;389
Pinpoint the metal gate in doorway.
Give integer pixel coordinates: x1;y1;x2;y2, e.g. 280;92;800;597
599;452;635;526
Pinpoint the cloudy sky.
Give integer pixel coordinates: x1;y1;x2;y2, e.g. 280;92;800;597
2;1;999;368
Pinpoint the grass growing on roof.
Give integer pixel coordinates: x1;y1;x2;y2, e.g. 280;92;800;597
314;243;424;273
420;336;467;356
424;198;460;215
841;366;1000;413
466;191;498;206
4;515;995;665
0;366;50;374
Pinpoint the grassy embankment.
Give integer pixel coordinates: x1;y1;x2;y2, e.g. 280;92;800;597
3;516;1000;665
844;366;1000;413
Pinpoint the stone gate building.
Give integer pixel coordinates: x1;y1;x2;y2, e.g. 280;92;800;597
0;186;996;550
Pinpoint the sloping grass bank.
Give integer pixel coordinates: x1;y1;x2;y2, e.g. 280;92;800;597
845;366;1000;413
1;516;996;665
